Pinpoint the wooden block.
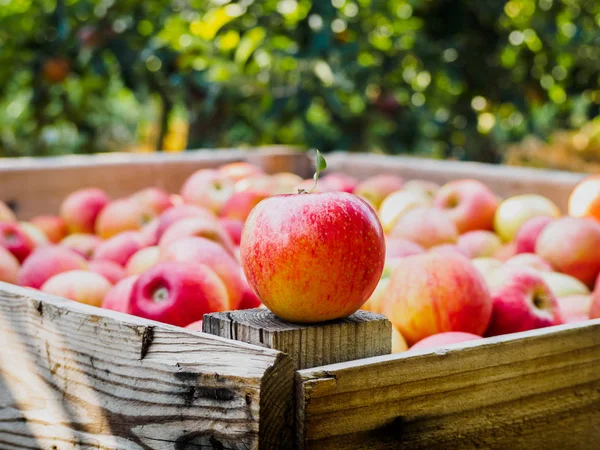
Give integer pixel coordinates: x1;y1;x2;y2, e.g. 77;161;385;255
296;318;600;449
203;308;392;370
0;282;294;449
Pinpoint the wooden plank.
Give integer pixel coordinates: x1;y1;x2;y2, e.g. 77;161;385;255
296;319;600;449
203;309;391;370
0;282;294;450
325;152;586;211
0;147;310;220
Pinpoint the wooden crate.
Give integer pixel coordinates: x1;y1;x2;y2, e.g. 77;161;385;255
1;147;598;450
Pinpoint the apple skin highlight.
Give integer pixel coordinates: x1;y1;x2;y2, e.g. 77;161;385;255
240;192;385;323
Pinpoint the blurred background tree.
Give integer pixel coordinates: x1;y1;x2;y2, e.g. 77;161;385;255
0;0;599;169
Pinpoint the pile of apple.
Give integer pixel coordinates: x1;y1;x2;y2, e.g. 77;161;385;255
1;159;600;353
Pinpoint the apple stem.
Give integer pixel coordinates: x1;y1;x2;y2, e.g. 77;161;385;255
298;149;327;194
153;287;169;303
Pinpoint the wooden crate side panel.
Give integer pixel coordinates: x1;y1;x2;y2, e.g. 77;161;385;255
296;319;600;449
0;283;293;450
325;152;585;211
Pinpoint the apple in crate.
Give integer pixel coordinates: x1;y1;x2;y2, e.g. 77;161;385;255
0;246;20;284
93;231;145;267
219;161;264;183
388;207;458;249
126;246;161;275
504;253;553;272
385;238;425;259
0;200;16;222
158;216;235;255
88;260;126;285
457;230;503;259
353;174;404;209
568;175;600;222
180;169;235;214
41;270;113;307
240;152;385;323
60;233;101;259
514;216;554;254
18;246;88;289
434;179;498;233
30;215;68;244
102;275;139;313
378;189;430;233
220;191;270;222
494;194;561;242
535;217;600;287
155;204;216;240
410;332;483;351
556;295;593;324
590;278;600;319
130;187;173;216
129;261;229;327
539;271;590;299
485;266;562;336
0;222;35;263
384;253;492;346
95;198;152;239
60;187;110;234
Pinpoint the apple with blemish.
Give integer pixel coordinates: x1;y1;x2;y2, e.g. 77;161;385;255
41;270;113;307
384;253;492;346
60;188;110;234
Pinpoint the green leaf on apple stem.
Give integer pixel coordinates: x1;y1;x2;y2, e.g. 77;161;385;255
300;149;327;194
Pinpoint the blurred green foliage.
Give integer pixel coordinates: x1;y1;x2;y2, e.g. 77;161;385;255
0;0;599;162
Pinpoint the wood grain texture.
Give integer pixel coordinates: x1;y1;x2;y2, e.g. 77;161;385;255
0;147;310;220
324;152;585;211
296;319;600;449
0;282;294;450
203;309;391;370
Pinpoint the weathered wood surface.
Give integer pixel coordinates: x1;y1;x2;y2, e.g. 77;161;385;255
325;152;585;211
0;282;294;449
203;309;391;370
296;318;600;449
0;147;310;220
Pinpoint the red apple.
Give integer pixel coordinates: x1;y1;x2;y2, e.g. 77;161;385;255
514;216;554;254
504;253;553;272
353;174;405;209
155;204;216;240
185;319;204;331
0;201;16;222
410;332;483;351
385;238;425;259
95;198;153;239
30;215;68;243
384;253;492;345
219;161;264;183
457;230;503;259
219;191;270;222
241;191;385;323
159;216;235;255
60;233;102;259
41;270;113;307
485;266;562;336
129;261;229;327
101;274;138;313
0;246;20;284
238;279;263;310
434;179;499;233
160;237;245;310
0;222;35;263
88;260;126;284
180;169;235;213
130;187;173;216
219;218;244;246
388;207;459;249
93;231;145;267
125;246;160;275
535;217;600;287
556;295;592;324
18;246;88;289
60;188;110;234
